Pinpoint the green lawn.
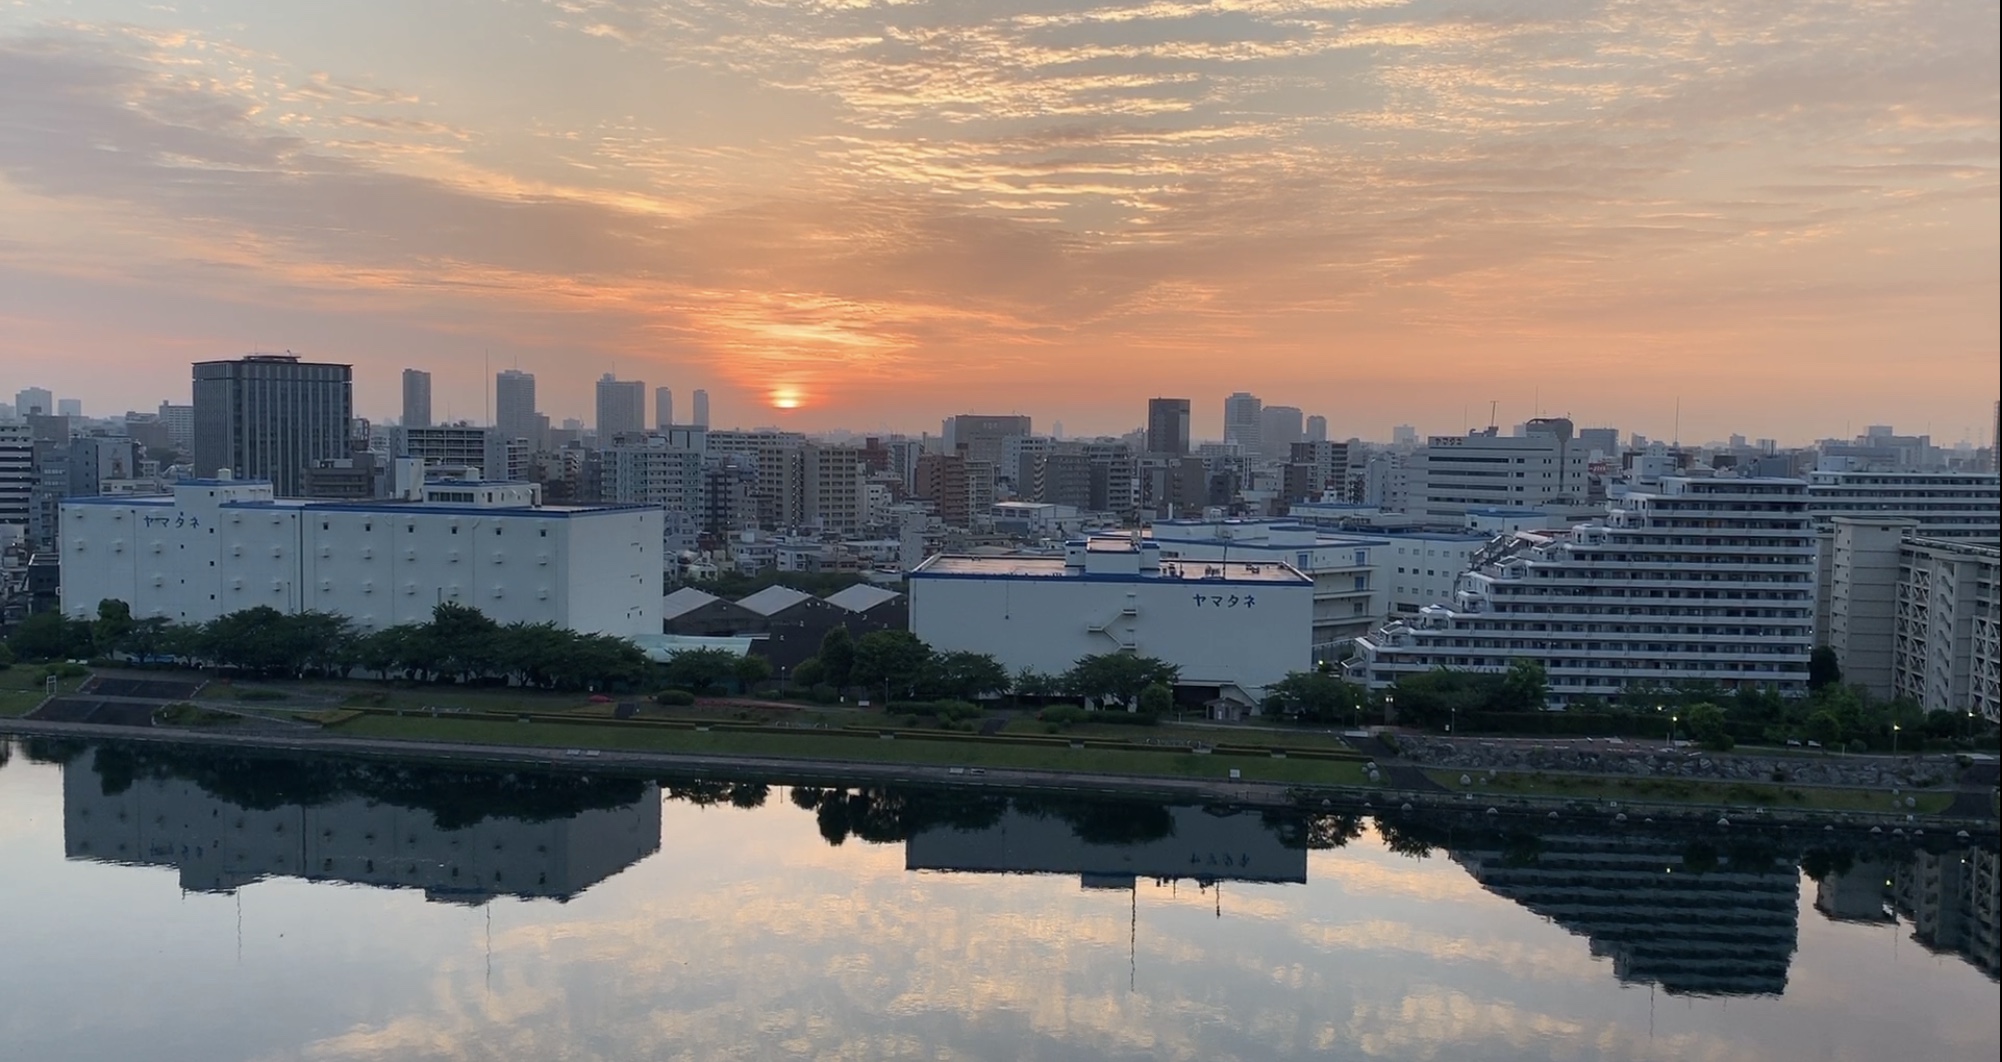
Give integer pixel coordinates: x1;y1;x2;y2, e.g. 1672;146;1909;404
1427;769;1957;815
334;714;1375;787
0;667;89;717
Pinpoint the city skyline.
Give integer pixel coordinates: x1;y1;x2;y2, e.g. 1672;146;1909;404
0;2;1995;442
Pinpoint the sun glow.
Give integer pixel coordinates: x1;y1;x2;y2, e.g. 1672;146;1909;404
770;387;804;410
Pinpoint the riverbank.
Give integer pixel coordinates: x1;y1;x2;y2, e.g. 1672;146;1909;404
6;714;1996;835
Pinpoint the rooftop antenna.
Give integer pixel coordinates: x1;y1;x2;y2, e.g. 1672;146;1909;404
1673;397;1681;448
484;349;491;426
1488;400;1498;431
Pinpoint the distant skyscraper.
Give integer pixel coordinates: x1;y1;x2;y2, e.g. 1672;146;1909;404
691;389;710;428
1391;424;1418;447
595;374;646;439
157;402;194;451
401;369;433;428
56;398;82;418
1146;398;1191;455
14;387;52;417
1305;414;1328;443
494;370;537;443
1259;405;1304;456
192;354;353;497
943;414;1032;468
1223;392;1262;455
655;386;673;430
0;422;30;530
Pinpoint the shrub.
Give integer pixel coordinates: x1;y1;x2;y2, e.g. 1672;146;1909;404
653;689;697;706
808;683;840;704
1039;704;1088;730
1377;732;1402;755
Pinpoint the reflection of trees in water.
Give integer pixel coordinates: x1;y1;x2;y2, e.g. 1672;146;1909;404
21;738;90;765
1013;796;1175;846
790;786;1011;847
80;743;649;829
1262;810;1365;850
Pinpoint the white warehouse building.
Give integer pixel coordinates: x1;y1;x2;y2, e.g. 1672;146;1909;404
1149;519;1384;662
59;474;661;635
909;535;1312;707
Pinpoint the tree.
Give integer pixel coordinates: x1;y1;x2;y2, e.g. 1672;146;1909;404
790;656;826;688
1497;658;1548;712
1266;671;1370;723
1688;703;1733;751
660;647;742;692
1138;682;1173;718
851;630;933;700
1013;667;1060;699
733;652;773;693
817;627;857;688
921;651;1010;701
8;611;95;662
1064;653;1179;709
93;599;134;656
1806;710;1843;748
1808;646;1842;691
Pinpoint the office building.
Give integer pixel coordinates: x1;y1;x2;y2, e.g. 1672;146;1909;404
1351;477;1816;703
191;354;354;497
691;389;710;428
1223;392;1262;457
56;398;81;418
596;374;647;439
910;534;1313;708
942;414;1032;469
1259;405;1304;457
14;387;53;418
60;473;661;635
1145;398;1191;456
1305;415;1328;443
401;369;432;429
494;370;538;443
1894;537;2001;721
655;387;673;430
1417;418;1587;521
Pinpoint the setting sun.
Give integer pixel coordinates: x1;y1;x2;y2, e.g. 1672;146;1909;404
770;387;804;410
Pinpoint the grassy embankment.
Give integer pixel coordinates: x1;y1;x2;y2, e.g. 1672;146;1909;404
0;668;88;718
1428;768;1958;815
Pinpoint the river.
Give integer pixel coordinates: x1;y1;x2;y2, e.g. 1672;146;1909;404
0;739;1994;1062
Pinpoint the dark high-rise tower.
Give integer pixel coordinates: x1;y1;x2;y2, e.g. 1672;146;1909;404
192;354;353;497
1146;398;1191;455
401;369;432;428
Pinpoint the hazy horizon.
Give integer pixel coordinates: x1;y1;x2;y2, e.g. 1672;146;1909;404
2;1;1996;443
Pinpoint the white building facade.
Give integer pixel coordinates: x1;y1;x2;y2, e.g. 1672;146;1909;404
1349;477;1816;703
910;536;1312;705
60;475;661;635
1894;537;2001;721
1149;519;1381;662
1417;419;1588;521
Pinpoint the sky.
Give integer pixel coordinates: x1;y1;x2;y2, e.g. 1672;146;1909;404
0;0;1996;443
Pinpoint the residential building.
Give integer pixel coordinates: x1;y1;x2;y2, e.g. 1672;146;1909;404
1146;398;1191;456
157;402;195;451
691;389;710;428
1350;477;1817;703
595;374;647;440
1807;467;1998;640
192;354;354;497
494;370;539;445
401;369;432;428
399;426;524;483
603;437;704;514
1223;392;1262;457
654;387;673;431
1287;441;1349;500
913;452;994;529
60;473;661;635
707;430;807;528
1151;519;1382;662
1894;537;2001;720
910;534;1314;708
1825;517;1917;698
56;399;81;417
804;444;867;534
1416;418;1587;521
0;422;30;532
1380;531;1494;615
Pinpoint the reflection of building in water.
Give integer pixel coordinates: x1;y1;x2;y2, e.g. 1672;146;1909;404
1894;849;2001;977
1451;832;1799;997
1813;861;1896;924
63;767;661;904
905;806;1306;889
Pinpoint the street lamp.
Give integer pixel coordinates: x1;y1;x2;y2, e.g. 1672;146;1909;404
1892;722;1901;757
1668;713;1677;748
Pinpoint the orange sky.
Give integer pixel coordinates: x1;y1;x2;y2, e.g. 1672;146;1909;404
1;1;1996;443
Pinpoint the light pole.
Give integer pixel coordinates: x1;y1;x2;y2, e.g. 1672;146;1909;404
1892;722;1901;757
1668;713;1677;748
